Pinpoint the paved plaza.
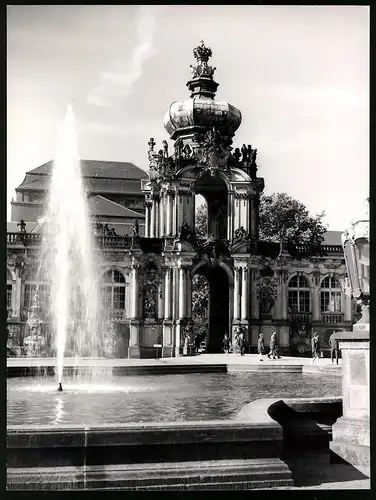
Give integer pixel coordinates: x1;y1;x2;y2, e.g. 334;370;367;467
7;353;341;368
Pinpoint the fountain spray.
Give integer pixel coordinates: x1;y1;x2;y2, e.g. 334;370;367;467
41;104;99;392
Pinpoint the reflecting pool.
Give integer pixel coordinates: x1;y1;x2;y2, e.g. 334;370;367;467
7;372;341;425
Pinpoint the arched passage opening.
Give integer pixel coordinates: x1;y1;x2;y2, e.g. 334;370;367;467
195;172;228;240
193;262;230;353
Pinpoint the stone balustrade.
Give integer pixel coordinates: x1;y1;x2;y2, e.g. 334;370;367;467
321;312;344;324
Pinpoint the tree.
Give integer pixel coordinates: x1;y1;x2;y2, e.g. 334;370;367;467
195;203;208;241
194;192;326;244
191;274;209;341
259;193;327;244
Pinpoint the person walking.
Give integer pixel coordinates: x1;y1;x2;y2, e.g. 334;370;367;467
329;332;339;365
268;331;277;359
258;333;265;361
312;332;320;364
223;333;231;354
238;331;246;356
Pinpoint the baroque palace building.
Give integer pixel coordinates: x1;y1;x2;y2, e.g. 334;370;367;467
7;42;354;358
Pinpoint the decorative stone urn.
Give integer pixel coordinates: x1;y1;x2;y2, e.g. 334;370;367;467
330;199;370;476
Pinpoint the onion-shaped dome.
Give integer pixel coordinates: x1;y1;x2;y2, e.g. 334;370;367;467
164;97;242;140
163;41;242;141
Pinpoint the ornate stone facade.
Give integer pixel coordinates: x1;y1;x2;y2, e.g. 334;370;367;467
6;42;354;358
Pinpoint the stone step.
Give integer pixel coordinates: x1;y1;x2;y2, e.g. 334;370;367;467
7;458;293;490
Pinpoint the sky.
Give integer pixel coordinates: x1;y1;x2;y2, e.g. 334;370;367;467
7;5;369;229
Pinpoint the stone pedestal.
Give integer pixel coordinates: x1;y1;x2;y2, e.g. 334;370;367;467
329;331;369;476
128;321;141;359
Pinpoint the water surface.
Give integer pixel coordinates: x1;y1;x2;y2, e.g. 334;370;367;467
7;372;341;426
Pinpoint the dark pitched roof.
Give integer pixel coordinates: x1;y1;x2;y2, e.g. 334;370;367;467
322;230;342;246
16;174;144;195
87;195;145;219
25;159;147;180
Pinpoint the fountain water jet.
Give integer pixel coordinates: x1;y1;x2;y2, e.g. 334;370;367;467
41;104;99;389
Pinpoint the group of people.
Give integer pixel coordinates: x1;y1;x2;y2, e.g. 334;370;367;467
257;331;281;361
223;332;247;355
220;329;341;364
222;330;282;360
223;329;341;364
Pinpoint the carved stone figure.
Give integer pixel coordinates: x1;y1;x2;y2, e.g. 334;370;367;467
162;140;169;158
251;148;258;163
17;219;26;233
133;219;140;236
179;222;191;241
249;162;258;180
233;148;241;162
259;286;275;315
183;320;194;341
247;145;253;161
195;126;230;176
143;285;158;319
190;41;217;79
241;144;248;163
233;226;248;244
182;144;193;159
148;137;156;152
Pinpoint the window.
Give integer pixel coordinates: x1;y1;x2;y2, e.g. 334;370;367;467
24;284;50;310
7;269;12;311
7;285;12;310
30;192;43;202
320;276;342;313
288;275;311;313
100;270;126;310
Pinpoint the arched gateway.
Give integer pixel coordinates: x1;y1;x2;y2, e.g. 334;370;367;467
128;41;265;357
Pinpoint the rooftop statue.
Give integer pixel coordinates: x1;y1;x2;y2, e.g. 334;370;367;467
189;40;217;79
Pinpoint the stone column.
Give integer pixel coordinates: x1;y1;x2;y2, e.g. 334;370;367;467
330;333;370;477
186;269;192;317
177;193;183;230
164;268;172;319
150;202;156;238
165;194;171;236
344;292;352;321
173;193;178;235
233;267;240;320
249;197;256;239
242;198;249;232
233;198;239;233
158;283;164;320
159;196;165;237
227;192;233;240
280;271;288;320
172;267;178;319
241;267;248;320
145;203;150;237
13;269;23;318
178;267;186;318
156;198;160;237
250;269;259;319
238;198;242;230
162;267;173;357
312;278;320;321
128;263;140;358
130;264;139;319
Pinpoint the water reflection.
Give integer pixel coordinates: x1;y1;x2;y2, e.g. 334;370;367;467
53;396;64;425
7;372;342;426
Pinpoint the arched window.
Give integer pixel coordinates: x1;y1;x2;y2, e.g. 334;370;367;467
7;269;13;311
23;268;50;311
288;275;311;313
320;276;342;313
100;270;126;310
